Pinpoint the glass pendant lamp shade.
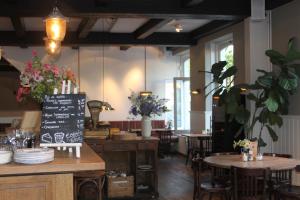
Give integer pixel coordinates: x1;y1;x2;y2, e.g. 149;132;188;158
44;38;61;55
45;7;67;41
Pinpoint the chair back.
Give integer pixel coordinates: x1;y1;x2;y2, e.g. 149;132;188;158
158;130;172;144
232;166;269;200
201;137;212;157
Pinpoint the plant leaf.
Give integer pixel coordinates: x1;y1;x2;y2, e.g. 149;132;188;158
265;49;287;65
258;137;267;147
266;125;278;142
234;106;250;124
264;94;279;112
219;66;237;83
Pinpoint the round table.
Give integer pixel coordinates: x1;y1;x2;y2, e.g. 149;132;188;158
204;155;300;170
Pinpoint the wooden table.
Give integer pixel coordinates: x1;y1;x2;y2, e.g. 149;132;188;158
204;154;300;170
182;133;212;165
0;143;105;200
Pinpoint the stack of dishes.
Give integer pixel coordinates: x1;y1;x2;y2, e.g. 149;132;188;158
137;164;152;170
0;150;12;164
14;148;54;164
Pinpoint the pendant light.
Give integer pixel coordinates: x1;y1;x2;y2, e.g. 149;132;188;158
140;46;152;96
44;37;61;55
45;5;68;41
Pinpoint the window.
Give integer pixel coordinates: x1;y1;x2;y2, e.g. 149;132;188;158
216;40;234;87
173;55;191;130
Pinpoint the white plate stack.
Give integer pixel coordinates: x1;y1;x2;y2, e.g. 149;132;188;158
14;148;54;164
0;150;12;164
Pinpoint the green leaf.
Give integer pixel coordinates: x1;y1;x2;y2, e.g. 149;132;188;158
266;125;278;142
234;106;250;124
278;74;298;91
219;66;237;83
264;94;279;112
265;49;287;65
256;73;273;88
247;93;258;102
212;88;223;97
289;64;300;77
286;38;300;62
268;112;283;127
211;61;227;81
258;138;267;147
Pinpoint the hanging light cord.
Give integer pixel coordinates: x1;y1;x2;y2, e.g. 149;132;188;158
144;46;147;91
102;19;105;102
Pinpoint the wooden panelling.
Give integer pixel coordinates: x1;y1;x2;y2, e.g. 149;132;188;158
103;143;136;151
0;174;73;200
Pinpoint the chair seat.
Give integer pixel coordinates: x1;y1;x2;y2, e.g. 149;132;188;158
277;186;300;199
200;180;231;192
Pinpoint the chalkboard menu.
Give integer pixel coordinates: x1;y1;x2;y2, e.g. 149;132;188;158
40;94;86;144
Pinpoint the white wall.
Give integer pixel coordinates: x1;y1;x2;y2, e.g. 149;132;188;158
2;46;180;121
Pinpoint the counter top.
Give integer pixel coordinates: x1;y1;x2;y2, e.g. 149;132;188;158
0;143;105;176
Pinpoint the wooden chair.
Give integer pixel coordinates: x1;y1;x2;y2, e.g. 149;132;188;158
264;153;293;199
158;130;172;157
232;166;270;200
275;165;300;200
186;136;212;166
192;157;231;200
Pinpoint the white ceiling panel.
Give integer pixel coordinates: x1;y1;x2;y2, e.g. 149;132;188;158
23;17;81;31
0;17;14;31
157;19;211;32
110;18;148;33
91;18;118;31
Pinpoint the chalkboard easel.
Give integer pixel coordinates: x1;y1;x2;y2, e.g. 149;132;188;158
40;92;85;158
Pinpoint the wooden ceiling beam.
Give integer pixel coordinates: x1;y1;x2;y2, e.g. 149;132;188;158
77;17;98;38
190;20;241;40
0;31;194;46
166;47;189;56
134;19;172;39
183;0;204;7
10;16;26;38
0;0;249;20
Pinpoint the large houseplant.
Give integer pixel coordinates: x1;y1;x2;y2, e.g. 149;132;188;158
128;92;169;137
206;39;300;147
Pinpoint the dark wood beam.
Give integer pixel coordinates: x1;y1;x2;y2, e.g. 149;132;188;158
120;46;131;51
190;20;241;40
77;17;98;38
10;17;25;38
0;31;194;46
183;0;204;7
134;19;172;39
166;47;189;56
265;0;293;10
0;0;249;20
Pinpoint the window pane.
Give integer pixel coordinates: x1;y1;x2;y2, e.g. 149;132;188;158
183;58;190;77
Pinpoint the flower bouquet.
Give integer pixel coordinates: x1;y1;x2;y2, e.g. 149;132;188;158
128;92;169;137
233;139;252;161
16;51;76;103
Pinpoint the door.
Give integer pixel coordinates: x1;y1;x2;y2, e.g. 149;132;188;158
173;77;191;130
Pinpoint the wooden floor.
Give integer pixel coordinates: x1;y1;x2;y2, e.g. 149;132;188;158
157;155;211;200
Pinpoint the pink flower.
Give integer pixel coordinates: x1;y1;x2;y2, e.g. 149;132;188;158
32;50;37;57
16;87;30;102
44;64;51;71
25;61;32;72
51;66;60;77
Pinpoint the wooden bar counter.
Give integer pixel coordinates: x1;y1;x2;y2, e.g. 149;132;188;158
0;143;105;200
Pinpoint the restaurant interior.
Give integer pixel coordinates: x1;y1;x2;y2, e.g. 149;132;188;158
0;0;300;200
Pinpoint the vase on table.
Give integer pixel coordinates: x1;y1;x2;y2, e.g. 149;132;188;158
141;116;152;138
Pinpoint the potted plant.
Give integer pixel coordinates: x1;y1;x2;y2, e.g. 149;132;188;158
128;92;169;138
206;39;300;148
16;51;76;104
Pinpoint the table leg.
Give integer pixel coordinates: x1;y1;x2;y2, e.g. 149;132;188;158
185;137;190;165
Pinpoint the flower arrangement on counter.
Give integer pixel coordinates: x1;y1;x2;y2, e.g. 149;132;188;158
128;92;169;117
16;51;76;103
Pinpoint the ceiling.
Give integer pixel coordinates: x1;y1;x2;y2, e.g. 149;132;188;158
0;0;293;49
